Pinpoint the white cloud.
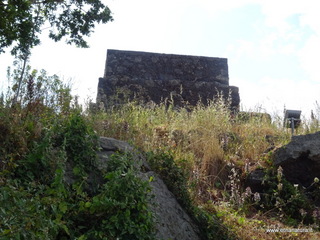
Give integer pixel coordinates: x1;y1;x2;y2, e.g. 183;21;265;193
238;74;320;118
255;1;318;48
279;43;296;55
298;2;320;35
258;33;278;58
298;35;320;82
232;40;256;59
259;1;310;28
196;0;258;12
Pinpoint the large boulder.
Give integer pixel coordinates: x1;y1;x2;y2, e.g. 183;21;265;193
97;137;201;240
273;131;320;187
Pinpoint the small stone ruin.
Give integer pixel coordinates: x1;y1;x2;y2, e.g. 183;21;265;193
97;49;240;110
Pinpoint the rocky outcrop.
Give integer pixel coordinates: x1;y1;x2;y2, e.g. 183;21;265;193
141;171;201;240
273;131;320;187
97;49;240;110
97;137;201;240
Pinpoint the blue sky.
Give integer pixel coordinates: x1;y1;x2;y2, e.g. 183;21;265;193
1;0;319;118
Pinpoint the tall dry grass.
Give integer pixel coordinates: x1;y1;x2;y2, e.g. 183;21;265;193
88;99;320;239
89;99;296;202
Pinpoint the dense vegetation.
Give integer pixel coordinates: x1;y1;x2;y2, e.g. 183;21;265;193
1;65;320;239
0;67;155;239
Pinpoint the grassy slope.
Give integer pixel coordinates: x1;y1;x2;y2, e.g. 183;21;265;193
89;100;320;240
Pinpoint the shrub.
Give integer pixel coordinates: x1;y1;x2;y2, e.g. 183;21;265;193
74;153;155;240
0;152;156;240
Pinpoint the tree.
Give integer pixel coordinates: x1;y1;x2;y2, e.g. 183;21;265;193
0;0;113;103
0;0;113;56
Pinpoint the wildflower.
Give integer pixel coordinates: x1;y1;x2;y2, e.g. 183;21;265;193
299;209;307;217
244;159;250;173
312;210;318;218
277;166;283;182
312;208;320;219
244;187;252;199
314;177;319;183
277;183;283;191
254;192;261;202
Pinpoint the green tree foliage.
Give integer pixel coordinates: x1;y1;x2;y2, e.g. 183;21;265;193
0;0;113;56
1;0;113;103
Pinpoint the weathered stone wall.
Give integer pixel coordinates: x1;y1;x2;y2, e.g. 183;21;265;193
97;49;240;109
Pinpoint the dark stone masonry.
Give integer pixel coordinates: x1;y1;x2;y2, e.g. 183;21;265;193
97;49;240;109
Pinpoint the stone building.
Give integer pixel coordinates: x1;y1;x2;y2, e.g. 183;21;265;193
97;49;240;110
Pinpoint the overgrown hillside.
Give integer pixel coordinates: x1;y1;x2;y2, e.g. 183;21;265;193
89;99;320;239
0;69;156;239
1;67;320;239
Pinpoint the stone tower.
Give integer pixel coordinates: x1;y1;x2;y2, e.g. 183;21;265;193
97;49;240;109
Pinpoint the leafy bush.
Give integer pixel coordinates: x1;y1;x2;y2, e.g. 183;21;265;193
0;180;62;239
74;153;155;240
1;150;155;240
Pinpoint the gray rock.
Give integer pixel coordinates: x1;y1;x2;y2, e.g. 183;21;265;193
273;131;320;187
141;172;201;240
245;168;266;193
99;136;134;152
97;137;151;172
97;137;201;239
